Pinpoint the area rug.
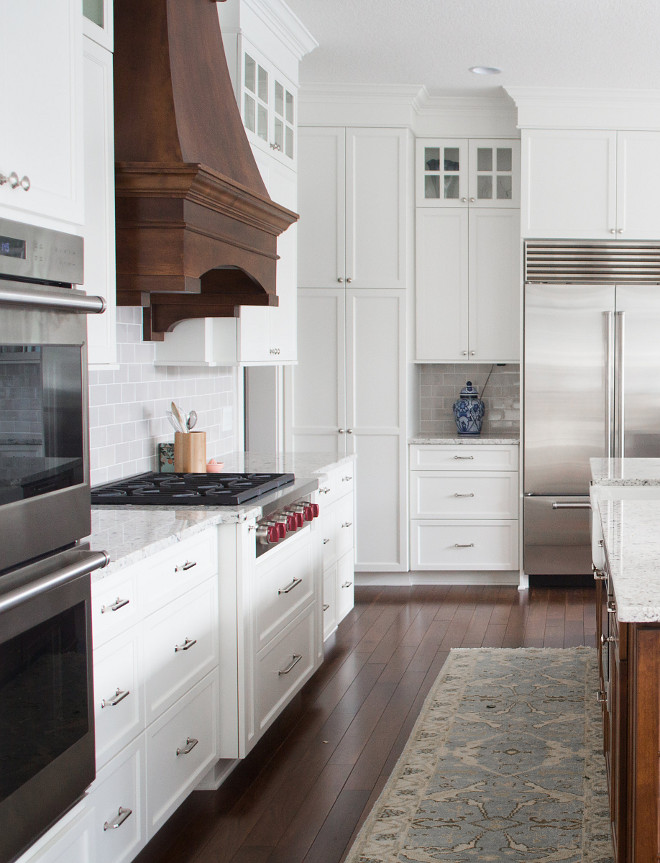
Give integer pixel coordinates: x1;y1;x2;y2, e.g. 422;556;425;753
344;647;613;863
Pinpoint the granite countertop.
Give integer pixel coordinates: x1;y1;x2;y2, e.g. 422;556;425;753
597;496;660;622
590;457;660;485
409;432;520;445
87;451;351;577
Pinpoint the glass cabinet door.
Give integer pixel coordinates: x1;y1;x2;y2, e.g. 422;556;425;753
273;79;295;161
241;45;297;166
468;140;520;207
417;141;467;206
83;0;112;51
243;51;269;144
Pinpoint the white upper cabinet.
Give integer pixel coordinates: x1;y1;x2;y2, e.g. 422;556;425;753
0;0;84;229
416;208;520;363
297;127;410;290
83;0;113;51
417;138;520;208
521;129;660;239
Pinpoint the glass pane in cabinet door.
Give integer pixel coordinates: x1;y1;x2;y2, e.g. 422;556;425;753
497;175;513;200
444;147;460;171
425;175;440;199
477;175;493;199
83;0;103;27
244;94;256;133
257;66;268;103
424;147;440;171
274;118;284;152
444;175;459;199
286;91;294;124
497;148;512;171
477;148;492;172
257;105;268;141
285;126;294;159
275;82;284;117
244;54;256;94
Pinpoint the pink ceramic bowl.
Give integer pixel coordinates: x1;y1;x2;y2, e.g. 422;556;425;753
206;459;224;473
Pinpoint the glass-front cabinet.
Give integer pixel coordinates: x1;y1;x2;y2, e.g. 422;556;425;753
416;138;520;208
83;0;112;50
241;41;296;166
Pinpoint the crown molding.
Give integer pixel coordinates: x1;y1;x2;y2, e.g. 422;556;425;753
241;0;318;61
414;88;519;137
506;86;660;130
298;83;425;127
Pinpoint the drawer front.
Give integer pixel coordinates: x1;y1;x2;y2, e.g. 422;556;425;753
410;444;519;471
143;579;218;723
410;520;519;570
140;529;217;615
316;463;354;507
146;672;218;836
322;566;337;641
94;629;144;769
92;569;141;648
336;551;355;622
255;604;317;735
320;499;339;569
335;493;355;560
255;526;315;650
90;736;147;863
410;472;518;519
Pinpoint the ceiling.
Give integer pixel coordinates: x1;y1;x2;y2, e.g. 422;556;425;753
284;0;660;98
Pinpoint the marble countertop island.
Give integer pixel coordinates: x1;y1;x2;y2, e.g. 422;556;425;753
591;458;660;621
86;451;351;577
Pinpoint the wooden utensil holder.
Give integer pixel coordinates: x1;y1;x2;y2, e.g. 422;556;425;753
174;431;206;473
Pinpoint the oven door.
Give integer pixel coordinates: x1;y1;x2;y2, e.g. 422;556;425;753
0;280;104;573
0;546;108;863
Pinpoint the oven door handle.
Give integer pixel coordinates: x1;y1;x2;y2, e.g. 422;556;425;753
0;550;109;614
0;282;106;314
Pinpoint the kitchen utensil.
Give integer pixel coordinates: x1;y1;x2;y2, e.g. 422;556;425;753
166;410;184;434
171;401;187;432
186;410;198;431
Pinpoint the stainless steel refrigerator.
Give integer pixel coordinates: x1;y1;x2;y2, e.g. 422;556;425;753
524;273;660;576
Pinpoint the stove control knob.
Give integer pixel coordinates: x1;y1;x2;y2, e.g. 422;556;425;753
310;503;320;518
302;504;314;521
275;520;287;539
286;513;298;531
267;524;280;543
294;511;304;528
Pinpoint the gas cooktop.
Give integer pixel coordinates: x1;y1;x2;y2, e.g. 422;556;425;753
91;471;296;506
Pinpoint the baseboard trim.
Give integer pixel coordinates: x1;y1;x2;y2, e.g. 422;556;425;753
355;570;521;586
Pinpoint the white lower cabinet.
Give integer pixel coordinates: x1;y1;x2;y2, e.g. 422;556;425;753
409;444;519;572
317;462;355;640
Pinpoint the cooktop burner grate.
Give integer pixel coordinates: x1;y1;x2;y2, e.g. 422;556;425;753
91;471;295;506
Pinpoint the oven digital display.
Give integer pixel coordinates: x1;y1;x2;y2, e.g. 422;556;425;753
0;235;26;259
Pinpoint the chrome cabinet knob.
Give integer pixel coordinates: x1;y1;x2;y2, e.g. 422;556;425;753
346;277;353;283
610;228;616;234
337;277;344;284
469;197;476;202
617;228;623;234
461;197;468;203
338;428;345;434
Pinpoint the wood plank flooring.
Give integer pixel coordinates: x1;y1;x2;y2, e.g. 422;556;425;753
135;583;596;863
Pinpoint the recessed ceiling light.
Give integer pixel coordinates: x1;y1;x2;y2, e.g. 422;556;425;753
469;66;501;76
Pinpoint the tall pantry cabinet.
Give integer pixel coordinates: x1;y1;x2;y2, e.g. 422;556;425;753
289;127;412;572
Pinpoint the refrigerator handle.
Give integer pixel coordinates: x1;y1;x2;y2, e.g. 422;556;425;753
615;311;625;458
605;311;615;459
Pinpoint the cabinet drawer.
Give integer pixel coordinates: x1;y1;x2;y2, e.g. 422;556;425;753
322;569;337;641
146;672;218;836
316;463;354;507
140;530;217;615
410;471;518;519
320;501;339;569
255;526;315;650
336;552;355;622
94;629;144;769
89;736;147;863
92;569;141;648
255;603;317;735
410;520;519;570
143;579;218;723
410;444;518;471
335;493;355;560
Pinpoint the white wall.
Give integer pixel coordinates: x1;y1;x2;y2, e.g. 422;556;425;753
88;307;237;486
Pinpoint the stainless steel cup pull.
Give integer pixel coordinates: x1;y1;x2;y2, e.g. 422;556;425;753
453;455;474;460
278;577;302;595
176;737;199;756
454;492;475;498
175;560;197;572
101;688;130;709
104;807;132;831
101;597;130;614
174;636;197;652
278;654;302;676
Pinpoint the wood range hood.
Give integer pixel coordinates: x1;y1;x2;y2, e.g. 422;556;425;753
113;0;298;340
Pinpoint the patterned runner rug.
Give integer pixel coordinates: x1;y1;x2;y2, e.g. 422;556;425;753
344;647;613;863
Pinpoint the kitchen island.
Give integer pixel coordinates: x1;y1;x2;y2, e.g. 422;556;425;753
590;458;660;862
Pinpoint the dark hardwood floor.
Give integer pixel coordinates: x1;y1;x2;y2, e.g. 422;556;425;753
135;583;596;863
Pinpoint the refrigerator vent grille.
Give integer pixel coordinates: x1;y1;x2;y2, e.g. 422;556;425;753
525;241;660;283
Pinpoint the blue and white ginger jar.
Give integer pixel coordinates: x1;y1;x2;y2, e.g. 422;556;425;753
452;380;485;435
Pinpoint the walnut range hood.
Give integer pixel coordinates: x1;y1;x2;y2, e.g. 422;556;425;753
113;0;298;340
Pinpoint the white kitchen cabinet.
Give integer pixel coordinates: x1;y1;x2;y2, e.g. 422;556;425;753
521;129;660;239
415;207;520;362
317;461;355;639
409;444;519;572
0;0;84;229
17;808;94;863
83;0;112;51
297;127;410;291
416;139;520;208
290;289;408;571
83;36;116;366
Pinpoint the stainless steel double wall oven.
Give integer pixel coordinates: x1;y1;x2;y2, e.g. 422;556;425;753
0;219;108;863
